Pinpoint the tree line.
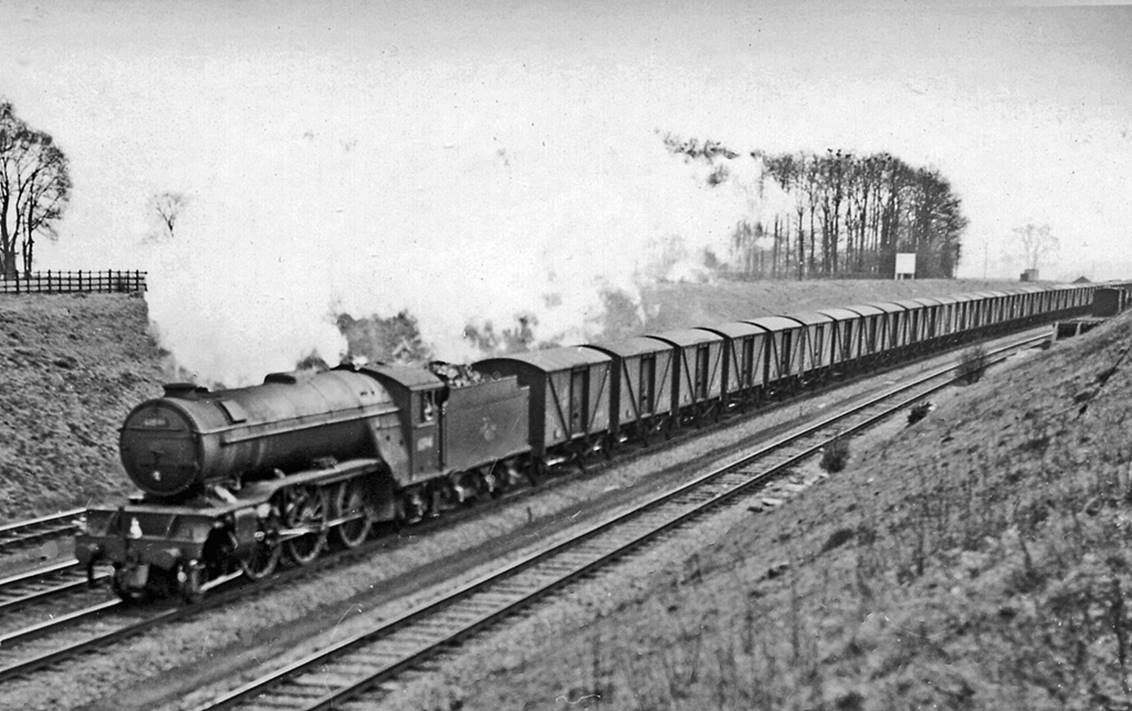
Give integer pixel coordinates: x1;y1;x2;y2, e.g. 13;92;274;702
662;134;969;279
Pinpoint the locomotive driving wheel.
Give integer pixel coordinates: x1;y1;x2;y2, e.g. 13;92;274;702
284;484;329;565
239;533;282;581
333;479;373;549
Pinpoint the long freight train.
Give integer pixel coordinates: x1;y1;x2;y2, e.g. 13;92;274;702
75;282;1115;601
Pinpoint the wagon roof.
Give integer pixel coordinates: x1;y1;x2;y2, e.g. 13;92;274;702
695;321;764;339
782;311;833;326
842;304;884;316
864;301;906;313
910;296;949;306
475;345;610;374
817;307;864;321
582;337;671;359
891;299;927;309
743;315;803;332
645;328;724;348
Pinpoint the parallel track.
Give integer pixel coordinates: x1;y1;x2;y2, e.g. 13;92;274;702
196;331;1048;711
0;571;245;683
0;508;84;554
0;559;109;615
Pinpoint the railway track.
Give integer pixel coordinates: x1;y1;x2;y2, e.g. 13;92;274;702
194;331;1048;711
0;508;84;554
0;568;247;684
0;559;110;615
0;598;172;681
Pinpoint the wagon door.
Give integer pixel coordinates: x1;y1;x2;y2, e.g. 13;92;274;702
639;354;656;415
694;345;709;400
569;368;588;435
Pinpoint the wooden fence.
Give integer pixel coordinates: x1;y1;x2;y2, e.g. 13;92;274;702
0;270;147;294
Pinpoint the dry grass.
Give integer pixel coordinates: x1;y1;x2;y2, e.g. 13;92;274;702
957;344;989;385
0;293;168;518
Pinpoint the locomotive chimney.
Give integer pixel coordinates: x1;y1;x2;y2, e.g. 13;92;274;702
162;382;209;399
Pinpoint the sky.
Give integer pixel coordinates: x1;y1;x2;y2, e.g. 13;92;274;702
1;0;1130;384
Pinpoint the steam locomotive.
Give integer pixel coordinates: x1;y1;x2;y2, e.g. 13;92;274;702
75;282;1107;601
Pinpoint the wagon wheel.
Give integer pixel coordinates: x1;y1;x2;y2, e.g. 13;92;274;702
283;484;328;565
333;479;373;549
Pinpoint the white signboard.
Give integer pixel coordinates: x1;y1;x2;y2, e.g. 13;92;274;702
895;252;916;279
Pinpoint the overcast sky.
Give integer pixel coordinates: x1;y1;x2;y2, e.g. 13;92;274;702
2;1;1129;383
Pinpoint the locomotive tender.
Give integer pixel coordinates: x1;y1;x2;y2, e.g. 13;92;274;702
75;282;1108;601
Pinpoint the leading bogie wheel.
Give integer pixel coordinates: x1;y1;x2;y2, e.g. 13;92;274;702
334;479;373;549
177;560;204;604
284;484;329;565
111;566;153;604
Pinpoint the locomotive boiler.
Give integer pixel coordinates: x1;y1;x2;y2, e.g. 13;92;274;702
120;370;395;498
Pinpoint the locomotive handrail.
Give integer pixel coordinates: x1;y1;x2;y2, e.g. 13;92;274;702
216;404;400;444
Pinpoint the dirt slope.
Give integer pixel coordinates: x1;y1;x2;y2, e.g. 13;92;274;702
0;294;167;519
382;313;1132;709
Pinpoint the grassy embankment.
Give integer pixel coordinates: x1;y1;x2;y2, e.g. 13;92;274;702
388;308;1132;709
0;293;167;519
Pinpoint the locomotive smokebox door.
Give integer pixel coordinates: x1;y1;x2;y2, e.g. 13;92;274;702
120;402;200;497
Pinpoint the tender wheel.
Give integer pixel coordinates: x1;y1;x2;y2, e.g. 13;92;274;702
333;479;373;549
284;484;328;565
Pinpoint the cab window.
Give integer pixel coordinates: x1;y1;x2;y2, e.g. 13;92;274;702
420;391;436;422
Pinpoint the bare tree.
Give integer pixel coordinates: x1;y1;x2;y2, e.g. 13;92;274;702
1012;223;1059;272
0;101;71;277
150;191;188;241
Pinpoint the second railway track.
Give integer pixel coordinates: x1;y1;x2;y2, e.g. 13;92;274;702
195;331;1048;711
0;508;84;557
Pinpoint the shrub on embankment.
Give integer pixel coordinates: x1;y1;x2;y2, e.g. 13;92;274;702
0;293;167;519
393;312;1132;710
